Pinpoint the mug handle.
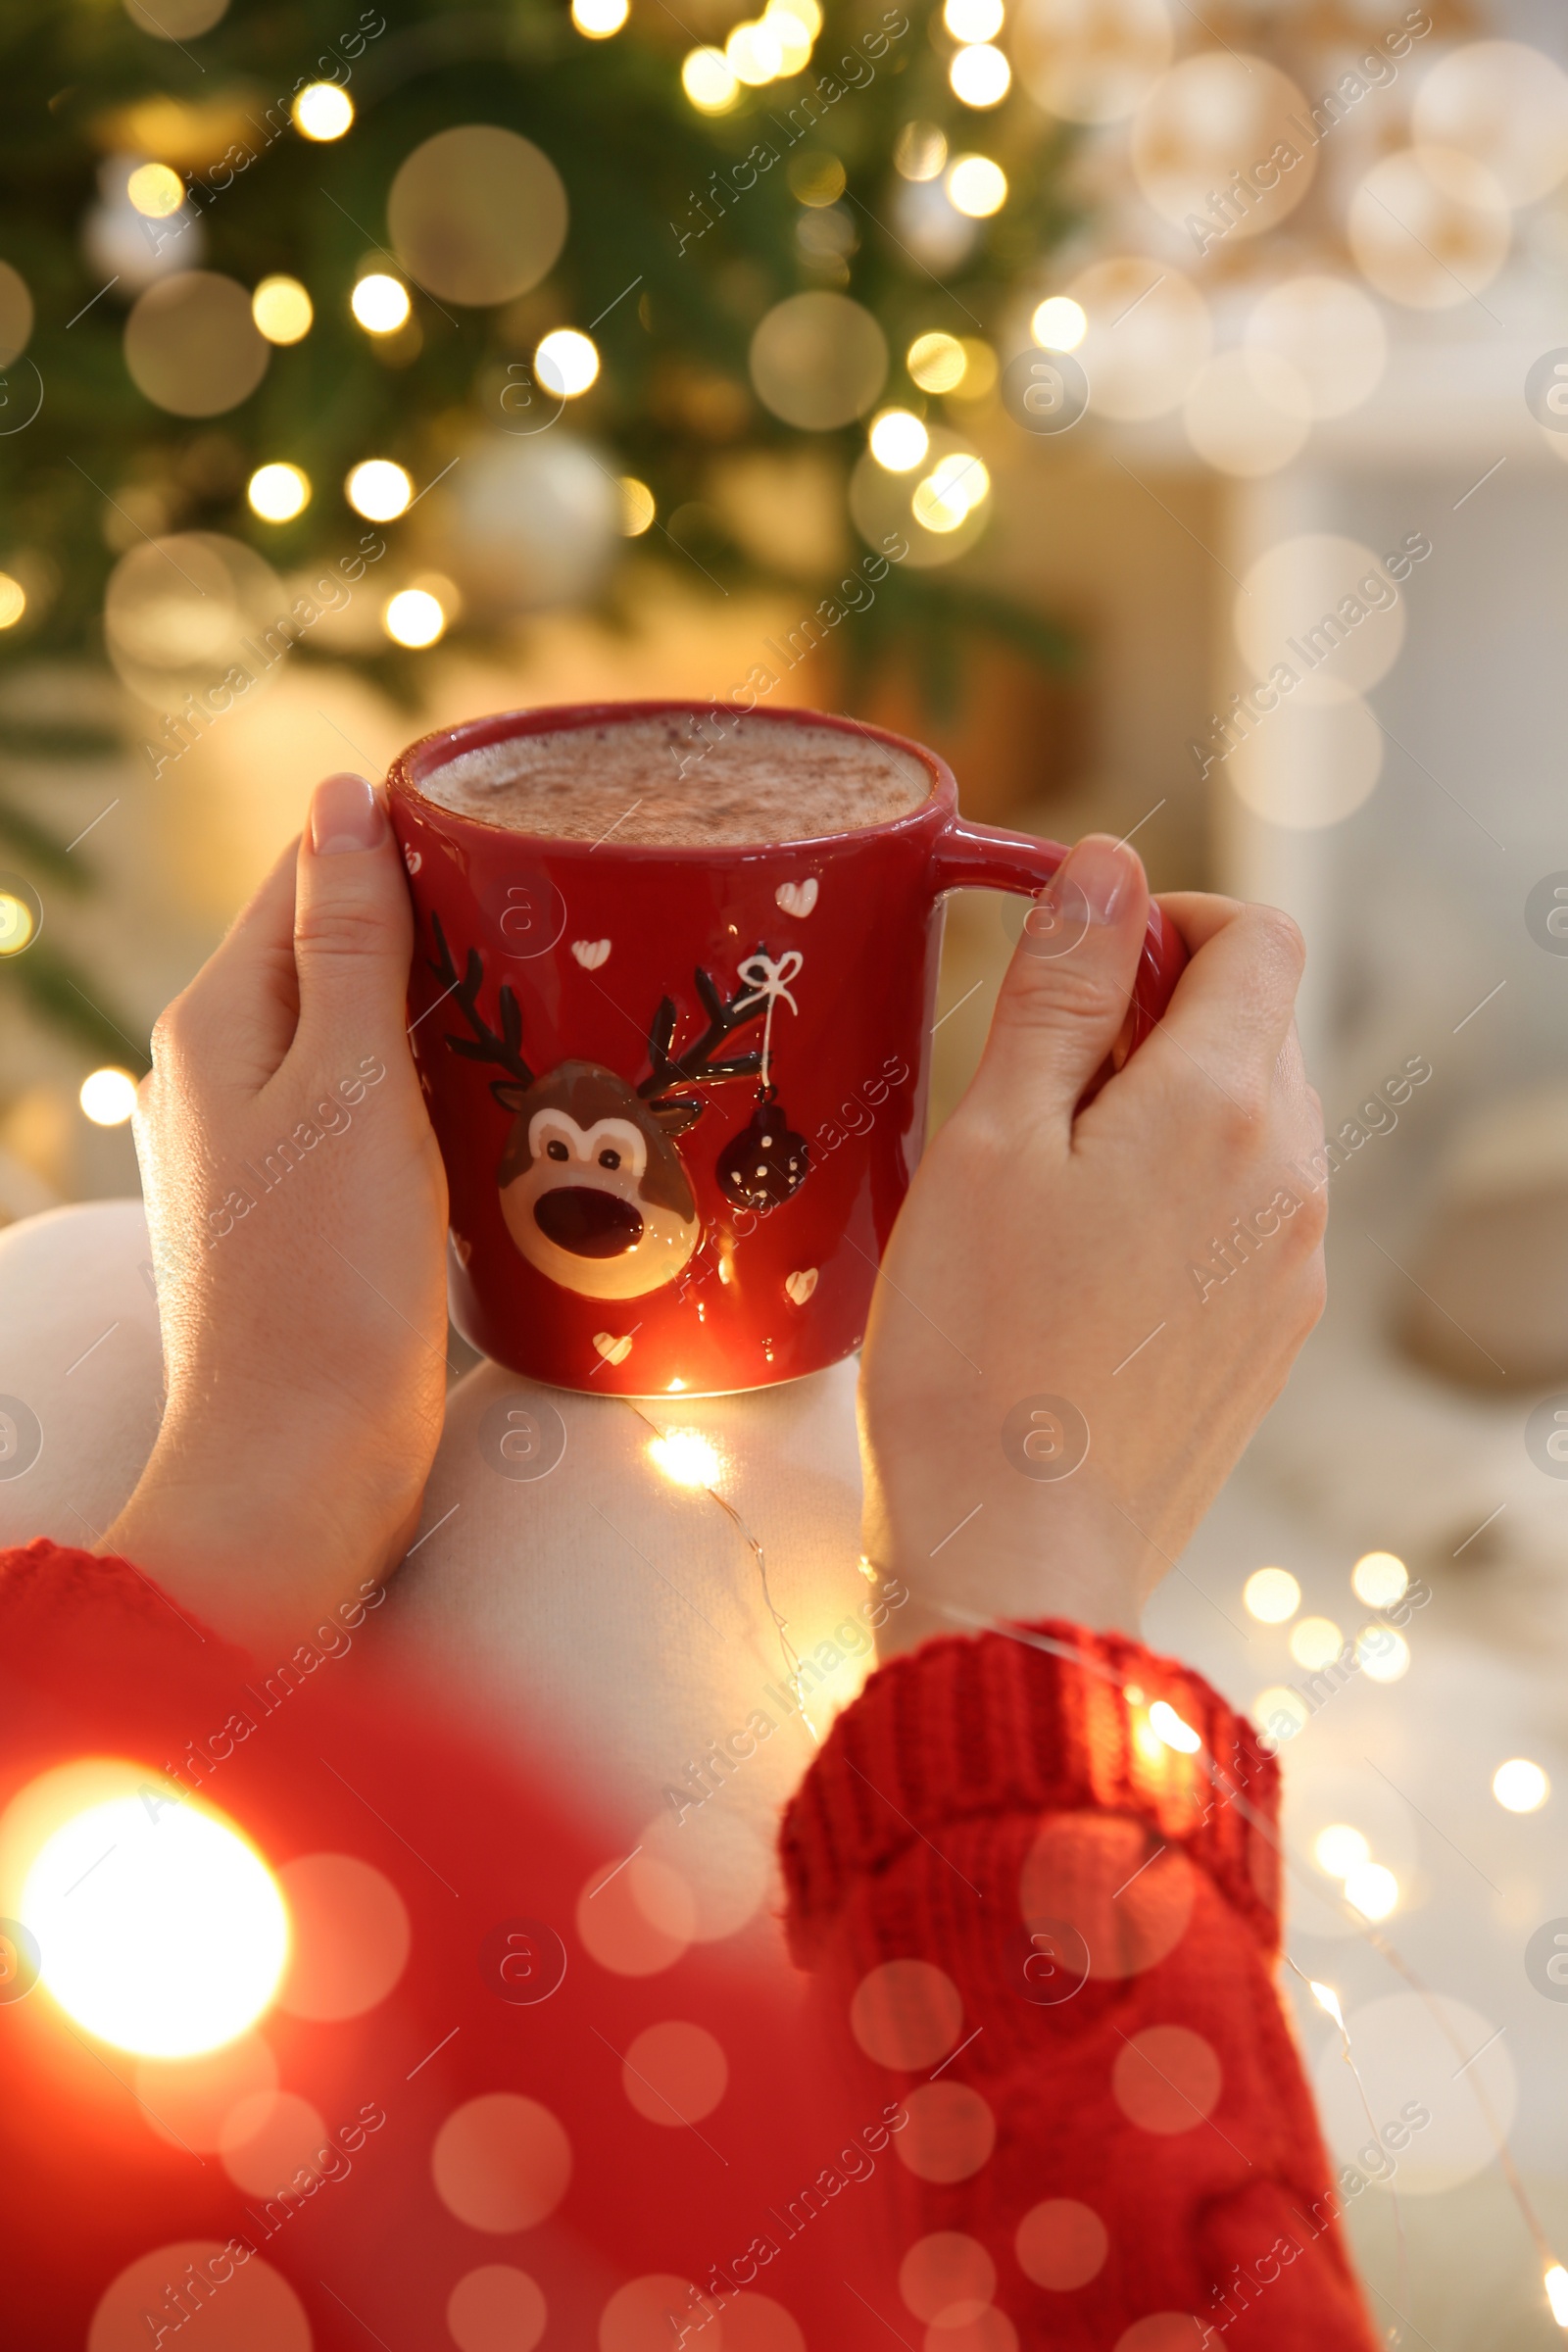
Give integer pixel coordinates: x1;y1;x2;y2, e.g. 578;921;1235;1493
929;815;1188;1071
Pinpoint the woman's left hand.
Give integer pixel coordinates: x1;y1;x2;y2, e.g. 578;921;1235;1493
104;774;450;1647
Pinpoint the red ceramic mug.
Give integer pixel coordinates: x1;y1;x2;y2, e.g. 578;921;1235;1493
388;702;1186;1396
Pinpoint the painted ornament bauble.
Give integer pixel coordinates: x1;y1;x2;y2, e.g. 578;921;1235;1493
717;1099;809;1211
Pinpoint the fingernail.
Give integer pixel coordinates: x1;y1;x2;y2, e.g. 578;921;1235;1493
1059;834;1134;925
311;772;386;856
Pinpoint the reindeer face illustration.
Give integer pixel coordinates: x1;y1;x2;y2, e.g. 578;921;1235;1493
430;913;775;1305
493;1062;701;1300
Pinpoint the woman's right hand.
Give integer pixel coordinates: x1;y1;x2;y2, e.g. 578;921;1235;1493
858;834;1327;1655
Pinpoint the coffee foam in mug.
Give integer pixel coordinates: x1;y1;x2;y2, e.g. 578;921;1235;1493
414;713;931;847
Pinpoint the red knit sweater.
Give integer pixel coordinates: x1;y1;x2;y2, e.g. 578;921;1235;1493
780;1616;1380;2349
0;1544;1377;2351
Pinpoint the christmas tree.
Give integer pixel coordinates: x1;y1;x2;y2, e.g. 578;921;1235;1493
0;0;1077;1058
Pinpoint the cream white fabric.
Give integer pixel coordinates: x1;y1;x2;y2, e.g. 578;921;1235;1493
0;1200;167;1551
0;1201;871;1939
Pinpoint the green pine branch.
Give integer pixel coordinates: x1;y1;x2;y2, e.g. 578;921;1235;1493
2;940;149;1072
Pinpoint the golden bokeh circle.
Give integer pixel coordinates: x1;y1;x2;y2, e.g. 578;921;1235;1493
1132;53;1314;241
1348;146;1511;311
1013;0;1173;125
0;261;34;369
123;271;270;417
750;291;888;429
388;126;568;307
1065;255;1210;421
104;530;285;710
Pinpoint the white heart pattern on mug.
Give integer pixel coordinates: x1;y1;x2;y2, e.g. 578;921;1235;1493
775;878;818;919
403;844;422;876
593;1331;634;1366
572;938;612;969
784;1268;818;1306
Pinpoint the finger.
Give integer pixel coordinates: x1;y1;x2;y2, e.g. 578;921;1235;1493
1153;889;1245;956
970;834;1151;1133
176;838;302;1093
289;772;413;1060
1155;902;1306;1097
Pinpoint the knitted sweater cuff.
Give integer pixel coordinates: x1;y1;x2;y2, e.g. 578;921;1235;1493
780;1617;1281;1960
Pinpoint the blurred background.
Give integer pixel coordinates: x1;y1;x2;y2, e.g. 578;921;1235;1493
4;0;1568;2341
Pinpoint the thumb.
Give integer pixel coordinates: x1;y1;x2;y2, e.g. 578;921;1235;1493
291;772;413;1050
976;833;1150;1128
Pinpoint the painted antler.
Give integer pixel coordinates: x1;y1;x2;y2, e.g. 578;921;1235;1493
428;910;535;1094
638;968;763;1126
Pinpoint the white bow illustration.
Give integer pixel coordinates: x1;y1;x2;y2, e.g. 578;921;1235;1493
733;950;804;1089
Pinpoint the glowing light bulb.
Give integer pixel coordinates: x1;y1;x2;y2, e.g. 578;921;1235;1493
572;0;630;32
944;450;990;506
1251;1685;1308;1745
383;588;446;648
126;162;184;219
351;273;412;334
726;18;784;82
649;1430;721;1488
1149;1699;1200;1753
21;1790;288;2055
1494;1758;1549;1813
0;891;34;954
252;273;313;344
1356;1624;1410;1683
952;337;998;398
620;476;656;534
770;18;813;74
79;1068;137;1126
1289;1615;1343;1670
1032;295;1087;352
764;0;814;71
1351;1549;1408;1607
0;572;25;629
346;460;413;521
895;122;947;181
247;463;311;522
949;43;1010;107
682;46;740;111
534;328;600;398
913;449;988;531
1310;1979;1345;2031
293;82;354;140
1313;1823;1370;1879
947;154;1007;217
907;330;967;393
868;408;929;470
944;0;1003;39
1344;1861;1398;1921
1244;1566;1300;1623
1545;2264;1568;2328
